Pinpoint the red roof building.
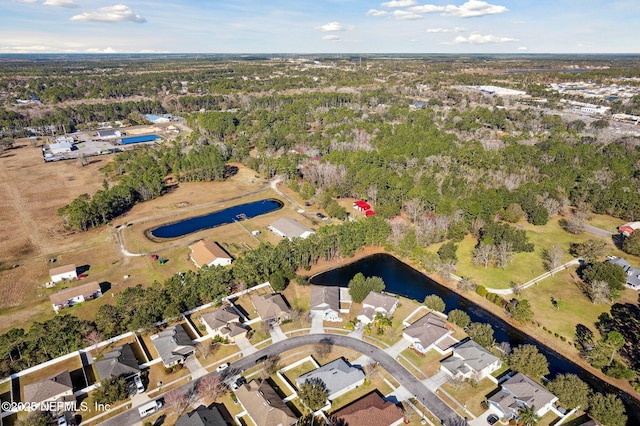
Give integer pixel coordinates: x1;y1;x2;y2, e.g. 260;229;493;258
365;210;376;216
353;200;371;211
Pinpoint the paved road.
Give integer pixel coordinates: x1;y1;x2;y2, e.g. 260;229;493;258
584;223;615;239
100;334;462;426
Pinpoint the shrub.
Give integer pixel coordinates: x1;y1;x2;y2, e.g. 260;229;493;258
476;285;488;297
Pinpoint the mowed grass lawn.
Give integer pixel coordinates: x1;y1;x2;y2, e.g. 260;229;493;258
455;217;613;290
523;268;639;340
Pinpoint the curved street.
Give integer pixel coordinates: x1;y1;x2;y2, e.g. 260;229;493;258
100;334;462;426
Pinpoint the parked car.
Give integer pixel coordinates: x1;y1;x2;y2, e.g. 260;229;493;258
134;374;145;393
316;213;326;219
216;362;230;372
487;414;499;425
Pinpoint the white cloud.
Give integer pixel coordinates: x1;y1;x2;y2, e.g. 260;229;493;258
426;27;465;33
410;5;445;13
442;0;508;18
381;0;417;7
43;0;80;8
448;33;517;44
315;21;353;32
393;10;422;20
366;9;389;17
17;0;38;3
322;35;340;41
517;46;528;51
70;4;147;23
0;44;52;53
86;47;118;53
409;1;507;18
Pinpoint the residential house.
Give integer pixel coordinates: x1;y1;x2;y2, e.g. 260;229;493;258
619;221;640;236
357;292;398;325
440;339;502;381
250;293;291;323
295;358;365;401
403;312;457;355
310;286;341;322
23;371;74;409
607;256;640;290
189;240;234;268
175;405;227;426
235;379;297;426
49;263;77;283
50;281;102;313
488;372;559;419
331;391;404;426
200;306;247;342
353;200;371;212
94;344;140;381
151;324;195;368
267;218;314;240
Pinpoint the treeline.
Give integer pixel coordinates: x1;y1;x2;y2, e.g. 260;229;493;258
0;217;389;376
58;143;227;231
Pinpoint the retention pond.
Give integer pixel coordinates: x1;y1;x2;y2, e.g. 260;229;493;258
148;198;283;239
310;253;639;423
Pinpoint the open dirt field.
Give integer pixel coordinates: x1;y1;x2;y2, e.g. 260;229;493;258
0;150;313;333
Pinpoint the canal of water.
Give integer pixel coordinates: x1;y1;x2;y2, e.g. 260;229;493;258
310;253;639;423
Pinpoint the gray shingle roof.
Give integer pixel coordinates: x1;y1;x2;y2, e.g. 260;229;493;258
95;344;140;380
403;312;450;348
295;358;364;399
310;286;340;312
175;405;227;426
200;306;242;332
608;256;640;289
250;293;291;321
268;218;314;239
152;324;195;366
490;372;557;414
23;370;73;403
440;340;500;375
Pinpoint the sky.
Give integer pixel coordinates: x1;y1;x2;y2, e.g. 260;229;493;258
2;0;639;54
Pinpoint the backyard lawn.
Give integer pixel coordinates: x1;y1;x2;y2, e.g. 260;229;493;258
441;377;497;417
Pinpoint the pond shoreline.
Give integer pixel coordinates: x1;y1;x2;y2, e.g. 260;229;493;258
299;247;640;409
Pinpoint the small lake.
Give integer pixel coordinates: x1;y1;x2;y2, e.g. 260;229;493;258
311;253;639;423
148;198;283;239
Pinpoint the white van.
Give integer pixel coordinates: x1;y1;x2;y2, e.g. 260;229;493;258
138;400;162;418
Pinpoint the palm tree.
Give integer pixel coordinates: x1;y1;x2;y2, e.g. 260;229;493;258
517;405;539;426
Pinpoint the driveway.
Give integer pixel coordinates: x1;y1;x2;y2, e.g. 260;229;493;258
310;313;325;334
384;338;410;358
235;335;257;356
269;323;287;342
184;355;207;380
422;371;450;392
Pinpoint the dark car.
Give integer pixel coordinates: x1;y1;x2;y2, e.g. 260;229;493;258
316;213;326;219
487;414;499;425
255;355;268;364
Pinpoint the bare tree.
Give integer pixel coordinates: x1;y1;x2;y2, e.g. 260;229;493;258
362;362;379;381
562;212;587;234
403;199;425;224
84;330;103;353
498;341;512;357
367;185;378;208
457;277;477;292
542;244;564;273
510;281;523;296
472;244;494;268
438;261;456;281
196;375;225;401
470;217;485;238
314;338;334;359
263;355;281;375
494;242;514;268
588;280;611;304
164;388;193;415
196;341;213;360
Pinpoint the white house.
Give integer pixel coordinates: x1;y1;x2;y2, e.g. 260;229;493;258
403;312;457;355
49;263;77;283
357;291;399;325
49;281;102;313
189;240;233;268
49;141;73;154
488;372;558;419
97;129;123;139
310;286;341;322
440;339;502;382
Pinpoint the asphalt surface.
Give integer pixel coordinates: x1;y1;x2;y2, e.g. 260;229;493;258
100;334;462;426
